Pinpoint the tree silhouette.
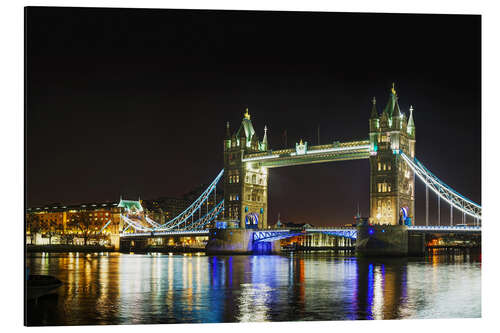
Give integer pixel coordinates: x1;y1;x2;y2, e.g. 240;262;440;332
26;213;41;245
68;211;102;245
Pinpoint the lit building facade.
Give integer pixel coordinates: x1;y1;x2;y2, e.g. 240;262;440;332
26;201;122;247
369;85;416;225
223;109;269;229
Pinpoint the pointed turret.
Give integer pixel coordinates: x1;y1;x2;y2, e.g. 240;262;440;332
262;125;268;151
369;96;380;133
235;108;256;148
407;105;416;137
224;121;232;150
370;97;379;119
383;82;398;118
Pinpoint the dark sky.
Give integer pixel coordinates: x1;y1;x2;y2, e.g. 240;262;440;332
26;7;481;227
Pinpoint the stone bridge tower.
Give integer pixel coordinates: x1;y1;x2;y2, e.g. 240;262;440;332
369;85;416;225
223;109;269;229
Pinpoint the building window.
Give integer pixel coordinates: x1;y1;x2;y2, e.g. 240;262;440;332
378;183;382;192
383;163;386;171
252;174;256;184
378;162;381;171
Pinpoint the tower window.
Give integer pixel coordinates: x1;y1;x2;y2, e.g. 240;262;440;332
378;162;381;171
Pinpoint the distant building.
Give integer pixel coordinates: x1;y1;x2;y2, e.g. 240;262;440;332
141;197;190;224
283;222;314;229
26;200;122;247
141;183;221;228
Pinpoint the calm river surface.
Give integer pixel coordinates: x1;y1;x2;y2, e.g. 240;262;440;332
26;251;481;325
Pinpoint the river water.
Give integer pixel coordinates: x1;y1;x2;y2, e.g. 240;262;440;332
25;251;481;325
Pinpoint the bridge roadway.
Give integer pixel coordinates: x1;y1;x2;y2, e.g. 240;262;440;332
242;140;370;168
120;225;482;241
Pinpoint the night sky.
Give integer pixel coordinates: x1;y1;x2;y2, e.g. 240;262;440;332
26;7;481;227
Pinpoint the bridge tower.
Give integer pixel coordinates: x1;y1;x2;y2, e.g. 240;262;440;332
369;85;416;225
223;109;269;229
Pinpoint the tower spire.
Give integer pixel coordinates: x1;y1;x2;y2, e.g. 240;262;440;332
226;121;231;139
407;105;416;136
370;96;379;118
384;83;398;117
244;108;250;120
261;125;268;150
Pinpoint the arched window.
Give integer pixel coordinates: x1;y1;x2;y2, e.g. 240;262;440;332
252;174;256;184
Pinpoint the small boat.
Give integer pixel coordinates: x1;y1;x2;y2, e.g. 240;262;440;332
26;275;63;301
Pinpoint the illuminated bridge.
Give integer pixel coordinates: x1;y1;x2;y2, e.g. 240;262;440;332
118;85;481;255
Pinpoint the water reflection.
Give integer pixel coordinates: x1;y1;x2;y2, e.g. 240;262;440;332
26;251;481;326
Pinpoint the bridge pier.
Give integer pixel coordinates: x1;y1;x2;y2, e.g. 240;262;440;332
119;237;148;253
355;225;408;256
407;232;426;256
206;229;281;254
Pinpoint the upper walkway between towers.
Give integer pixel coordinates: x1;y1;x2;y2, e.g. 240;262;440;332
242;140;370;168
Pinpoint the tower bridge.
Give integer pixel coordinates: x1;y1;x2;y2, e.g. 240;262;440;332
117;85;481;256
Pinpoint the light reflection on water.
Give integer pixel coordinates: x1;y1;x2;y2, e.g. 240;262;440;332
26;251;481;325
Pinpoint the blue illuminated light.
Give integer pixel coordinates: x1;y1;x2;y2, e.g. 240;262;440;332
368;228;375;235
